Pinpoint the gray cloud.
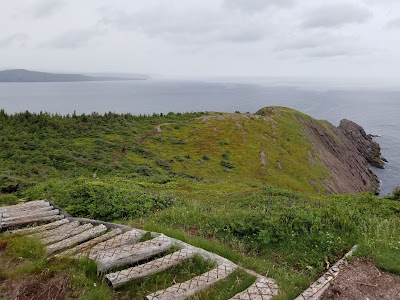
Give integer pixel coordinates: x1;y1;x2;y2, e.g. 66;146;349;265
386;17;400;29
33;0;66;18
48;28;104;49
0;33;28;47
363;0;398;5
302;4;372;28
101;7;266;45
223;0;296;12
1;0;399;77
220;30;264;43
275;33;357;58
306;48;352;58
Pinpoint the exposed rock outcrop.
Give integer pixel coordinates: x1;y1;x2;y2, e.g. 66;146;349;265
300;118;380;194
338;119;385;169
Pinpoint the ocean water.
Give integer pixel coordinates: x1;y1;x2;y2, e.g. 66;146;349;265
0;79;398;196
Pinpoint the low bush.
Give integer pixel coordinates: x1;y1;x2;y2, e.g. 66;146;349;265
23;178;175;221
387;187;400;201
220;160;236;169
0;194;19;206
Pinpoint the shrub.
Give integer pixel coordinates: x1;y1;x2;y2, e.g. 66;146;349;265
174;156;185;162
23;178;175;221
0;194;19;206
221;150;232;160
202;155;210;161
220;161;236;169
171;139;187;145
155;160;171;170
388;187;400;201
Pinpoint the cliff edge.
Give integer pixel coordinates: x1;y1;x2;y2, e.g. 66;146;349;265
298;115;381;194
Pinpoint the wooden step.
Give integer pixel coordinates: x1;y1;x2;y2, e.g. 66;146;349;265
229;277;279;300
106;248;197;288
42;223;93;245
95;234;173;272
1;214;64;228
1;205;54;218
46;225;107;255
34;221;80;239
145;263;236;300
1;209;59;223
0;200;50;213
84;229;142;258
9;219;70;235
56;228;123;257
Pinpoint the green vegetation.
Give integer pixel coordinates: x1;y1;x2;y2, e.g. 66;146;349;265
0;107;399;299
0;194;18;206
24;177;175;220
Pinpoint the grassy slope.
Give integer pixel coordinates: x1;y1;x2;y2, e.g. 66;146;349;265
133;108;330;194
0;107;399;299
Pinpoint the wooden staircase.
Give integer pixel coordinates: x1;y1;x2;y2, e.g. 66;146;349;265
0;200;279;300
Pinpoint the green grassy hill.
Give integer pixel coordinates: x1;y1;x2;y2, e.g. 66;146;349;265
0;106;377;196
0;107;399;299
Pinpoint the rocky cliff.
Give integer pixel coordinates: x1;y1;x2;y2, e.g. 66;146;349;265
338;119;385;169
299;117;381;194
255;107;382;194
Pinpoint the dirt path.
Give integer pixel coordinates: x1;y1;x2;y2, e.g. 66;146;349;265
138;123;170;143
320;258;400;300
110;123;170;164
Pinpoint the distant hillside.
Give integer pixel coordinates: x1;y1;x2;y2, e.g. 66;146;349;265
0;106;383;195
0;69;148;82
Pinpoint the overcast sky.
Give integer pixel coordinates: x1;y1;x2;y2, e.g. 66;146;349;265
1;0;400;78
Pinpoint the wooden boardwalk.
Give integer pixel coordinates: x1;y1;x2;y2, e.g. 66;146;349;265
0;200;279;300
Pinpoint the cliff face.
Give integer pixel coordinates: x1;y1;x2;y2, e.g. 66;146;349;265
256;107;381;194
300;118;380;194
338;119;385;169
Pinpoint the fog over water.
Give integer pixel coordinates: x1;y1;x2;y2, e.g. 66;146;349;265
0;78;398;196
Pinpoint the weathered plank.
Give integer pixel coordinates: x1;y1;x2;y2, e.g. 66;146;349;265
229;277;279;300
43;223;93;245
34;221;80;239
0;200;50;213
57;228;123;257
145;263;236;300
2;205;54;218
46;225;107;255
106;248;197;288
95;234;173;272
84;229;142;258
1;215;64;228
0;213;2;231
2;209;60;223
9;219;70;235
